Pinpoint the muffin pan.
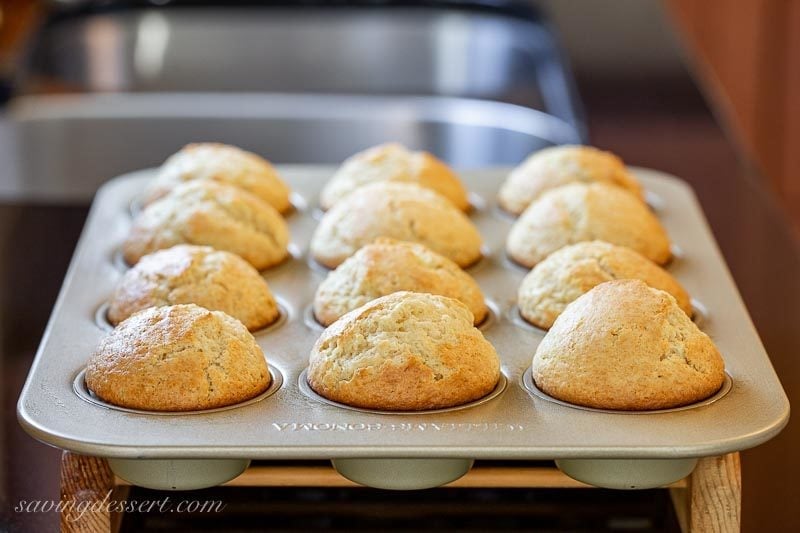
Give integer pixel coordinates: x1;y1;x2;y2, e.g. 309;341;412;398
18;166;789;490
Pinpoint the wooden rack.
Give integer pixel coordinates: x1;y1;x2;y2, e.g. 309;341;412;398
59;452;740;532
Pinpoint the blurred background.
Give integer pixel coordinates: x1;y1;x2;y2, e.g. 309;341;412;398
0;1;798;532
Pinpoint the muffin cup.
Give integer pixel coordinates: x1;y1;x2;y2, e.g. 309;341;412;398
332;458;474;490
306;254;334;274
644;190;664;212
112;247;130;272
507;305;548;335
129;196;144;219
501;250;533;273
288;191;308;214
95;299;290;335
109;457;251;491
492;201;521;222
298;368;507;416
94;302;115;333
476;299;498;331
249;297;290;336
302;303;327;332
509;300;706;335
467;191;487;212
73;364;284;416
304;299;498;333
691;298;709;328
521;366;733;415
462;245;492;274
555;457;698;490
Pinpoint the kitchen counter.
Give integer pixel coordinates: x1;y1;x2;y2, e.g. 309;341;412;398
1;76;799;532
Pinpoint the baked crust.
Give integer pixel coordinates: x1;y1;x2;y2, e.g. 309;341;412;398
532;280;725;410
506;182;671;268
307;292;500;410
498;145;643;215
144;143;292;213
518;240;691;329
319;143;469;211
123;181;289;270
108;245;280;331
310;182;482;269
86;304;271;411
313;238;487;326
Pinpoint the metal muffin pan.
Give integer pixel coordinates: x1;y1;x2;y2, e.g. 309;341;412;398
17;166;789;490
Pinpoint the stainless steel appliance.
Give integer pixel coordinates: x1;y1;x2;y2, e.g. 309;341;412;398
1;1;585;202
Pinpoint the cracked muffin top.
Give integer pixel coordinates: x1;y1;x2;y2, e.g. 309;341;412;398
144;143;292;214
307;291;500;410
108;245;280;331
310;182;482;269
518;241;690;330
123;181;290;270
319;143;469;211
498;145;643;216
532;279;724;410
313;238;487;327
86;304;270;411
506;182;671;268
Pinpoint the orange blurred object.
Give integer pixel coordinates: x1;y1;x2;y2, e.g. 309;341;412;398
0;0;41;72
667;0;800;236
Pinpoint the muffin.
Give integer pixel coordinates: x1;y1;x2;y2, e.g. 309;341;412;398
506;182;671;268
310;182;482;269
320;143;469;211
307;292;500;410
86;304;271;411
497;145;643;215
518;241;690;329
313;238;487;327
123;181;290;270
144;143;292;214
532;280;725;410
108;245;280;331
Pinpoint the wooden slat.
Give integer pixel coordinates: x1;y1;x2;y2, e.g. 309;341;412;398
176;464;690;490
689;453;741;532
669;453;741;533
60;452;115;533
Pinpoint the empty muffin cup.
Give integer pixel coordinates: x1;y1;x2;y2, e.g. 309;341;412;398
332;458;474;490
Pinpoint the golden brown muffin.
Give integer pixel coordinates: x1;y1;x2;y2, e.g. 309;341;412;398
310;182;483;269
320;143;469;211
307;292;500;410
518;241;690;329
123;181;290;270
532;280;725;410
144;143;292;213
313;238;487;326
506;182;671;268
497;145;643;215
108;245;280;331
86;304;271;411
